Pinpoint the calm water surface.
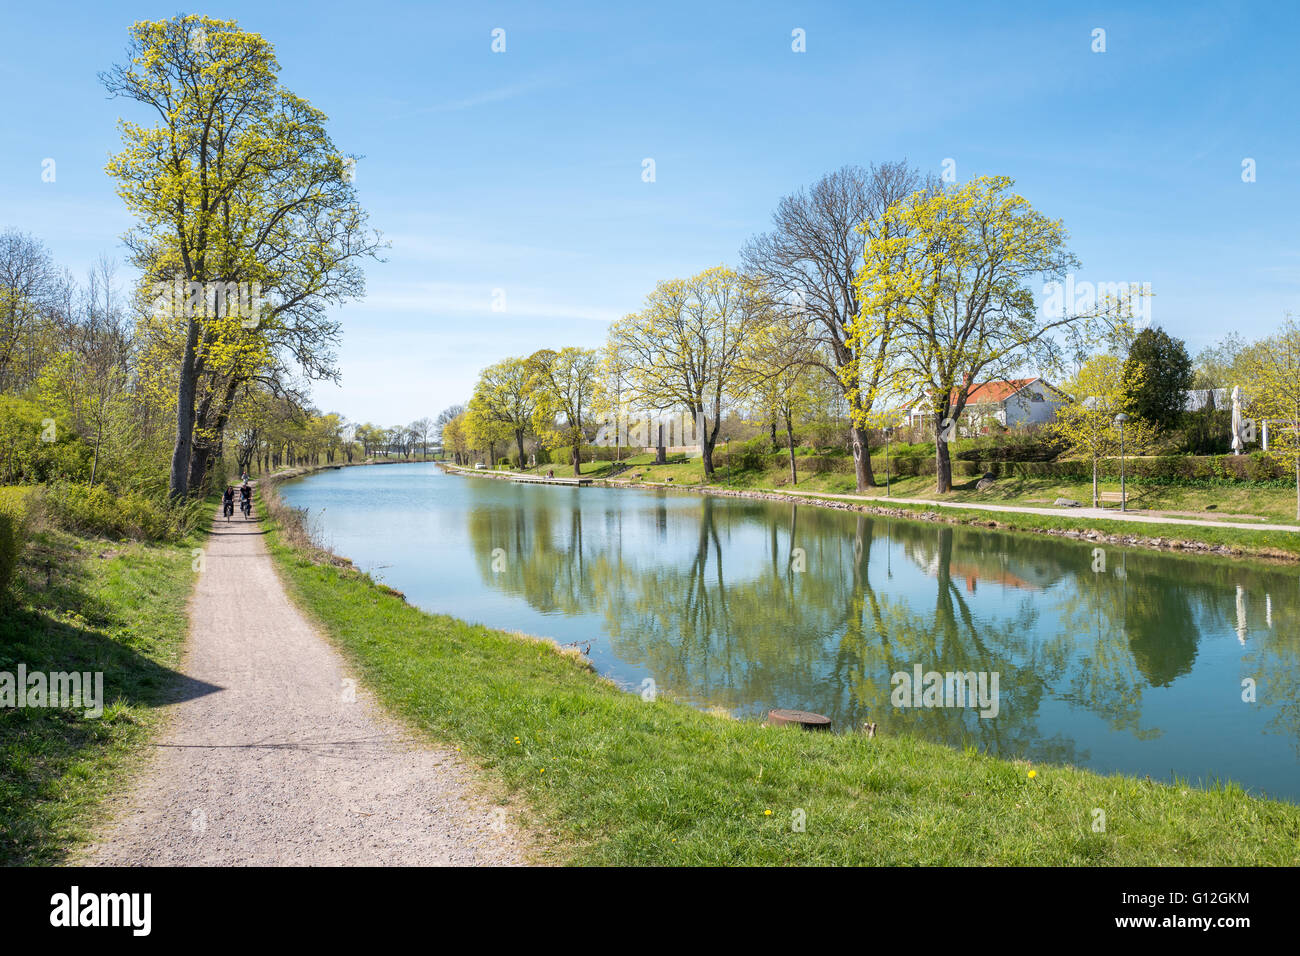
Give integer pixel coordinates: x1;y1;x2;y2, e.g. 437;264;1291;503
281;462;1300;801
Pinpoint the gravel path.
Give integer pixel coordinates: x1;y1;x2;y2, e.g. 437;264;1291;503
82;497;525;866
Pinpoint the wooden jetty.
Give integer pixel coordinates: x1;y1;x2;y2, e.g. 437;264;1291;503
439;463;593;487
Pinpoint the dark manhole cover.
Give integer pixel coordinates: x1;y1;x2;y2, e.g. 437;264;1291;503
767;708;832;730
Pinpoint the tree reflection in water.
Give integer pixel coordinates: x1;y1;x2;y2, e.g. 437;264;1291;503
461;482;1300;786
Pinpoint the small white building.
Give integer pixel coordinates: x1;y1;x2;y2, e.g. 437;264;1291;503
906;377;1067;434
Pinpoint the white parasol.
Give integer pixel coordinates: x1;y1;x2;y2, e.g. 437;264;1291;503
1230;385;1244;455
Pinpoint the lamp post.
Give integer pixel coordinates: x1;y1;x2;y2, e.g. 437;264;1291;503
884;426;892;497
1114;412;1130;512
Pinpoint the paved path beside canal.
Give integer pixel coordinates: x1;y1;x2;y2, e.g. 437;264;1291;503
772;490;1300;533
82;491;525;866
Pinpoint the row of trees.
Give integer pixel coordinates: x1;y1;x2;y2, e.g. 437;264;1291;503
446;166;1128;492
8;16;1296;519
0;228;172;493
445;162;1300;516
0;219;402;496
435;350;604;472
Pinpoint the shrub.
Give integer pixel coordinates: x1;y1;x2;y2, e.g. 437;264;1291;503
41;481;206;542
954;430;1065;462
0;487;31;596
942;454;1289;486
872;455;932;478
0;396;91;484
547;446;577;468
548;445;625;467
1178;407;1232;455
725;438;769;471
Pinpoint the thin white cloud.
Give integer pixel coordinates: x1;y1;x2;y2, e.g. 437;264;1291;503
385;232;589;264
389;79;555;119
354;280;620;322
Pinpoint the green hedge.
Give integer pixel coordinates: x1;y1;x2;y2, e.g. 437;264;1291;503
544;445;625;467
707;448;1294;487
938;453;1294;486
0;487;31;596
982;453;1292;485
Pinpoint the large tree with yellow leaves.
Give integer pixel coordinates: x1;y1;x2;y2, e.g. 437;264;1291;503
102;15;381;497
1243;317;1300;519
856;175;1122;493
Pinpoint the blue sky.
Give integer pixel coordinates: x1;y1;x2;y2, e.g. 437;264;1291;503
2;1;1298;424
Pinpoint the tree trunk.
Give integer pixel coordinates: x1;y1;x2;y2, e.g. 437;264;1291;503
516;429;526;469
785;415;797;485
1092;457;1099;508
90;426;102;488
936;427;953;493
700;411;720;479
188;441;213;494
851;425;876;492
168;316;201;498
770;419;779;452
571;443;581;476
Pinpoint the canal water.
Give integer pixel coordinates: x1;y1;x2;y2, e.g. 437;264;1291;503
281;462;1300;801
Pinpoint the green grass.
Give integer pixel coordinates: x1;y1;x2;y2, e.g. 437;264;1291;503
0;510;202;864
263;499;1300;865
492;457;644;480
802;493;1300;558
612;456;1299;518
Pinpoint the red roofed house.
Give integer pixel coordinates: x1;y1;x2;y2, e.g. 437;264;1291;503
905;377;1066;435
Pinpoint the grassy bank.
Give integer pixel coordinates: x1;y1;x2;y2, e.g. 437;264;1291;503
0;499;202;864
464;455;1300;561
261;477;1300;865
803;493;1300;559
623;456;1300;525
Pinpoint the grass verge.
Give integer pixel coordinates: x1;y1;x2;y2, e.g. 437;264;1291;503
787;492;1300;561
261;476;1300;865
0;502;203;865
563;456;1300;561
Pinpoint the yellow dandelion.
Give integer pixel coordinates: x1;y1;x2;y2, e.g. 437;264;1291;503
1028;770;1037;779
764;809;772;816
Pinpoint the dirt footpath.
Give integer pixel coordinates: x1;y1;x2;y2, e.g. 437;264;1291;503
82;496;525;866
